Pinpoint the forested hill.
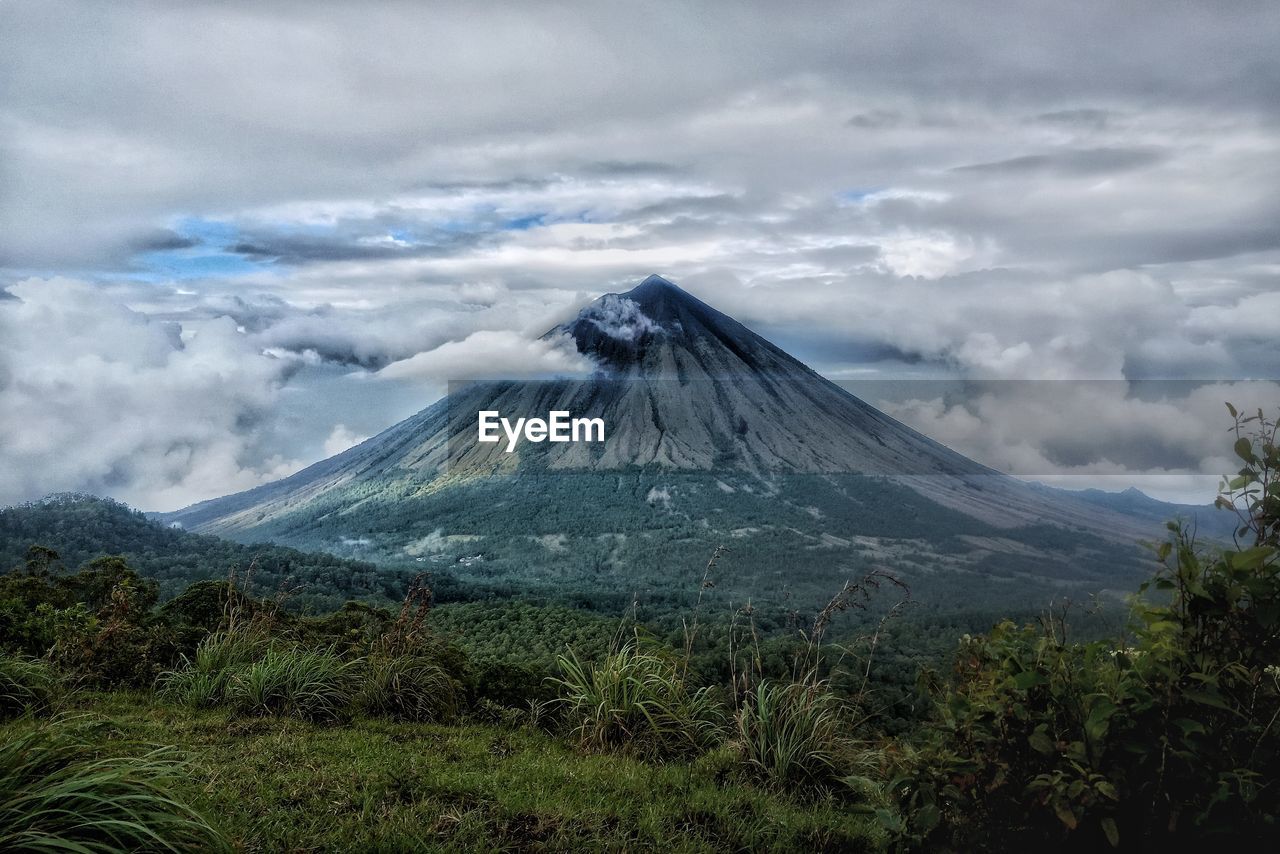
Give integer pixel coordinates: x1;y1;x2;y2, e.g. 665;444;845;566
0;494;437;609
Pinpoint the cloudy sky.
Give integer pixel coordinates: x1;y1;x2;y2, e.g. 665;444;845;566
2;0;1278;510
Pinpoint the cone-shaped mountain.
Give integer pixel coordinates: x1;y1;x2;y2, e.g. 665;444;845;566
164;275;1202;609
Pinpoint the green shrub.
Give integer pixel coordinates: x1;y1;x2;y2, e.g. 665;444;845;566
735;678;848;788
884;406;1280;850
474;659;556;708
158;628;268;708
0;552;181;689
226;646;359;723
0;723;230;852
360;655;458;722
0;656;59;719
554;639;725;758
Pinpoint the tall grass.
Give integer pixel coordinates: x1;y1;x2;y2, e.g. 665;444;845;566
554;640;725;758
225;646;359;723
724;570;907;790
158;628;268;708
161;628;360;724
735;678;849;788
0;655;59;719
360;655;458;722
0;723;230;852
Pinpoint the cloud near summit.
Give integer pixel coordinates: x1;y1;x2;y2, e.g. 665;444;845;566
1;0;1278;506
374;330;594;384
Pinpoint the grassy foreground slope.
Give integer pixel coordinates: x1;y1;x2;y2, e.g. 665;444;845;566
2;693;881;853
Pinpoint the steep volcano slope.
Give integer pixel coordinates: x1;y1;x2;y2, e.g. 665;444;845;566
165;276;1201;608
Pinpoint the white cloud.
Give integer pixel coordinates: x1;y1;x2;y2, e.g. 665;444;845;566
580;295;662;341
697;269;1188;380
878;380;1280;502
374;329;594;383
1186;291;1280;342
0;278;302;510
874;231;995;279
322;424;368;456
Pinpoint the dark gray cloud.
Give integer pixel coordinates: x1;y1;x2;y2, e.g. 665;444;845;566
951;147;1167;176
846;110;903;129
168;293;293;333
581;160;686;177
131;230;202;252
1031;108;1119;130
228;230;493;265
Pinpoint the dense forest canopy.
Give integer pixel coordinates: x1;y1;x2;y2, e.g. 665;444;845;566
0;493;452;610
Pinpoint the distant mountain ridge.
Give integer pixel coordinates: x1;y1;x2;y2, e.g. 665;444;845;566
1034;483;1236;542
161;275;1231;611
0;493;424;608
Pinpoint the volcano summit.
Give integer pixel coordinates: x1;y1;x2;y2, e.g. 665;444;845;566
165;275;1212;610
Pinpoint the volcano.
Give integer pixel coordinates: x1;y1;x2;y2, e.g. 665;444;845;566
165;276;1209;610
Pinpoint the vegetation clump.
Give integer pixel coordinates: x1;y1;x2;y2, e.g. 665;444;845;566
735;678;848;788
360;654;458;722
0;654;58;719
224;646;360;723
554;639;726;758
882;405;1280;850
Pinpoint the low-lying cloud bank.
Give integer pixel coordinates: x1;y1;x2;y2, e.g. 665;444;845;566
872;380;1280;503
0;279;301;510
